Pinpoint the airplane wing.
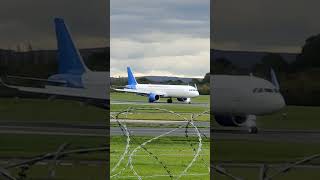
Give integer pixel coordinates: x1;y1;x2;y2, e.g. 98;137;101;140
0;78;108;100
113;88;166;96
7;75;67;86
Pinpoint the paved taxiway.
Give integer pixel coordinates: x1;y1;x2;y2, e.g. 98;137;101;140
111;100;209;107
2;121;320;142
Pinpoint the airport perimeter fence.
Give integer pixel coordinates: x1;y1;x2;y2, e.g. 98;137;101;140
0;144;108;180
110;107;210;180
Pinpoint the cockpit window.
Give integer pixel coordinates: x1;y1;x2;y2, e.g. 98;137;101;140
253;88;280;93
264;88;273;92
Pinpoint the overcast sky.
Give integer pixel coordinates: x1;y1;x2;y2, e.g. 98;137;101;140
110;0;210;78
0;0;108;50
212;0;320;53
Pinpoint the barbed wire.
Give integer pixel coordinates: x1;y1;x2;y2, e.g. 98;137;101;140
111;107;210;180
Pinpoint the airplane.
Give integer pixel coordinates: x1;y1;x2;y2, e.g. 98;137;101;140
211;69;286;133
0;18;109;108
114;67;200;103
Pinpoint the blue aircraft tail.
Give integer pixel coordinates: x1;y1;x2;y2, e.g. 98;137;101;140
54;18;88;75
127;67;138;86
270;68;280;89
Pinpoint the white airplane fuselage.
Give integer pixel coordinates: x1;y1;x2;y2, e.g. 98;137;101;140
211;75;285;116
127;84;199;98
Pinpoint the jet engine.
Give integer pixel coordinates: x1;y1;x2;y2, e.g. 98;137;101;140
148;93;160;103
214;114;258;133
214;115;247;127
177;97;191;103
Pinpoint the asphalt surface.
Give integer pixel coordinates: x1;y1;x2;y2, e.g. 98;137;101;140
111;100;209;107
1;121;320;143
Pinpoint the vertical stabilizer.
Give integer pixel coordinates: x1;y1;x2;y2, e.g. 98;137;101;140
127;67;138;86
54;18;88;74
270;68;280;89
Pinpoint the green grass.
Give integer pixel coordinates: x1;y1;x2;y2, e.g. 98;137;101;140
214;139;320;163
213;167;320;180
0;134;107;179
112;112;209;121
0;98;107;123
10;164;107;180
111;92;210;104
111;136;210;180
0;134;107;160
111;92;209;121
212;139;320;179
111;104;209;114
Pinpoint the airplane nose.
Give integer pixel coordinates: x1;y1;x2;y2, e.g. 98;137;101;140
279;95;286;108
275;95;286;110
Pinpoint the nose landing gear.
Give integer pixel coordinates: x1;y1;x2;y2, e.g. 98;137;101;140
248;126;258;134
167;98;173;103
245;115;258;134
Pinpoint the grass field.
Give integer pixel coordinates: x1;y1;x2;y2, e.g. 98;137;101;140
0;98;107;123
0;134;107;179
213;139;320;179
111;92;210;121
10;164;107;180
111;136;210;180
0;134;106;160
213;167;320;180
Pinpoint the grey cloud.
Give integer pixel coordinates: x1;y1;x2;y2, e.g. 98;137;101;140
0;0;108;49
111;0;210;77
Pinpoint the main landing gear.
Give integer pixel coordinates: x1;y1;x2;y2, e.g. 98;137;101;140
246;115;258;134
248;126;258;134
167;98;173;103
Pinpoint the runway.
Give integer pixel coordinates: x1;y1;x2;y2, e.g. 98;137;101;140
212;128;320;143
1;121;320;142
111;100;209;107
0;121;107;137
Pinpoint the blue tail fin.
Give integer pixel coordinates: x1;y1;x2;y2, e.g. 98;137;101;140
54;18;88;75
270;68;280;89
127;67;138;85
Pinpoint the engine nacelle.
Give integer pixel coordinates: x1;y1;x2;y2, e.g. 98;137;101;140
148;93;160;103
177;97;191;103
214;115;247;127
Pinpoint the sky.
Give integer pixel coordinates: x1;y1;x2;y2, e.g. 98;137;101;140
110;0;210;78
0;0;108;50
212;0;320;53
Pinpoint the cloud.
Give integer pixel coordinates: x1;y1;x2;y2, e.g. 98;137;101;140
0;0;108;49
111;0;210;77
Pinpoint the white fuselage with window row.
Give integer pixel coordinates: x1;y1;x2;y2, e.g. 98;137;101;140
211;75;285;115
133;84;199;98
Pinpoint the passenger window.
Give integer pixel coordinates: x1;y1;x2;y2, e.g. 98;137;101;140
258;88;263;93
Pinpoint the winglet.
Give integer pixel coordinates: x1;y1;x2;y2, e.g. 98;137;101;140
270;68;280;90
54;17;88;75
127;67;138;86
